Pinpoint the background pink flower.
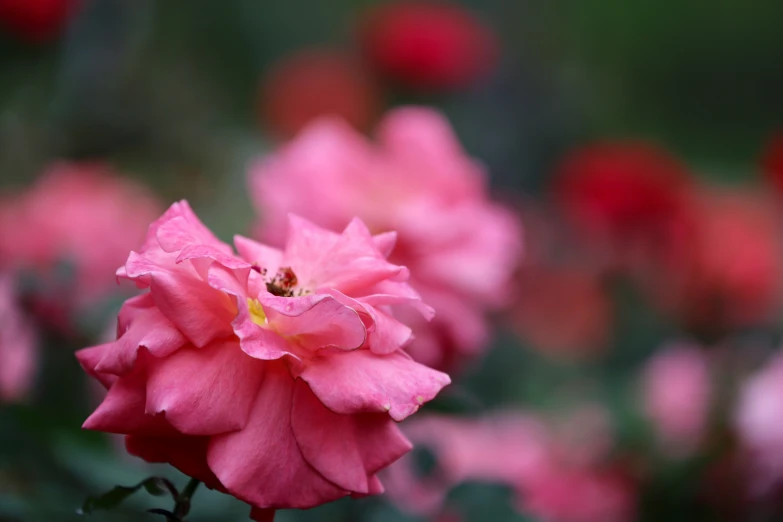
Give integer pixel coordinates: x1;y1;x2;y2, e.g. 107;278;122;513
249;107;522;370
641;342;712;456
519;465;637;522
735;351;783;494
0;162;163;313
381;412;549;516
0;273;37;402
77;201;450;520
514;406;637;522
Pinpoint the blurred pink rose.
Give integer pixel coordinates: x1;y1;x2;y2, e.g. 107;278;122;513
735;351;783;494
77;201;450;520
0;273;37;402
358;1;498;90
511;405;636;522
0;162;162;315
381;412;549;516
654;187;783;335
511;266;612;360
519;465;637;522
641;342;711;455
383;405;619;519
249;107;522;370
259;49;380;139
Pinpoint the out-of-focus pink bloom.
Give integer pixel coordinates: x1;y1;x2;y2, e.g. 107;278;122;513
259;49;380;139
512;405;636;522
641;342;711;455
77;202;450;520
358;1;497;90
761;132;783;198
519;465;637;522
250;108;522;370
511;266;612;360
0;162;162;313
382;413;549;516
655;187;783;334
553;142;693;272
548;404;615;468
0;0;79;42
384;405;618;519
735;352;783;494
0;274;37;402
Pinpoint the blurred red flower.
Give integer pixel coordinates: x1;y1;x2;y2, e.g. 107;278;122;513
511;266;612;360
259;49;380;139
553;142;693;273
654;187;783;334
0;0;79;42
761;132;783;197
358;1;498;90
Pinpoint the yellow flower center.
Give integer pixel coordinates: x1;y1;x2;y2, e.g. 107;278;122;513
247;298;267;326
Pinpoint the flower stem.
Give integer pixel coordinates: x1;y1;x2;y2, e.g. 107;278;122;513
174;478;201;520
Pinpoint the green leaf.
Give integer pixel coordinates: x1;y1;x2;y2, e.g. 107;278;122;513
77;476;177;515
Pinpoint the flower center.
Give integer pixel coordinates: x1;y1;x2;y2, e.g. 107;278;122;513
251;265;310;297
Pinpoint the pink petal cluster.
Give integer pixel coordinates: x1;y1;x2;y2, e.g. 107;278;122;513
0;273;37;401
520;465;636;522
250;107;522;369
515;407;636;522
735;351;783;494
641;342;712;456
381;413;549;516
382;406;636;522
76;201;450;520
0;162;162;312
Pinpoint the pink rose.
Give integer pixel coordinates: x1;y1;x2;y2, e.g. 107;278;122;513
519;465;637;522
0;162;162;315
640;342;711;456
249;107;522;369
512;405;636;522
735;351;783;494
77;201;450;520
381;413;549;516
0;273;37;402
